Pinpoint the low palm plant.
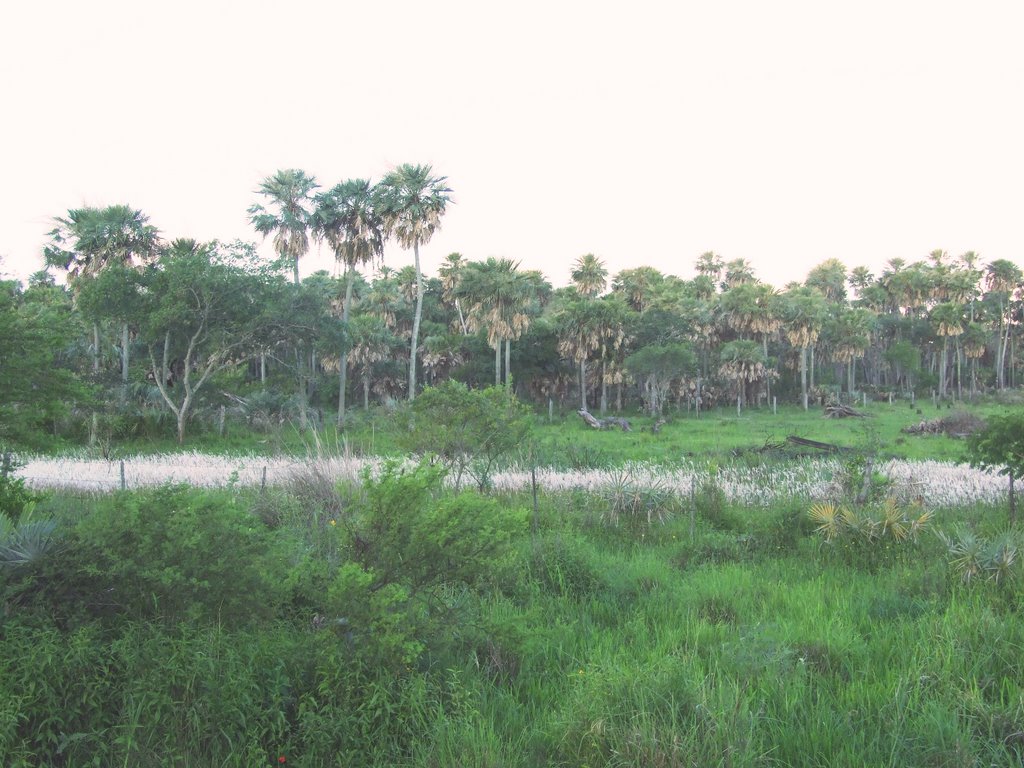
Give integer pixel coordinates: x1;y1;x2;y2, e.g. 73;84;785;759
601;469;676;530
938;528;1019;585
0;503;61;572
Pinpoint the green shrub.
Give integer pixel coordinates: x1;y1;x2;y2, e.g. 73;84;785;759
71;485;287;625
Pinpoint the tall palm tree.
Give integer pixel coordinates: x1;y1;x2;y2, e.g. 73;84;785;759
930;301;964;398
248;169;318;428
375;164;452;400
438;252;469;334
985;259;1022;389
694;251;724;285
248;169;318;286
458;258;534;386
612;266;663;314
571;254;608;298
557;297;606;411
782;287;826;409
311;179;384;426
722;258;755;290
45;204;160;398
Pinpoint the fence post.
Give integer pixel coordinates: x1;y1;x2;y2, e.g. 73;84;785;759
120;460;126;491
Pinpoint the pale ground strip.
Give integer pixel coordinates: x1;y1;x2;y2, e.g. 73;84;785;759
14;454;1009;507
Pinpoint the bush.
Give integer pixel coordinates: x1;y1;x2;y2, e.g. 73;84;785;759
71;485;287;626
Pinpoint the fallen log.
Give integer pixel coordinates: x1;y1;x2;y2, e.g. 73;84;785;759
823;404;870;418
786;435;847;453
577;409;632;432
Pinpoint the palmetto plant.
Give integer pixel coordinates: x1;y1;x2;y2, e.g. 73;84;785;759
938;529;1019;585
809;500;934;545
0;503;60;572
601;469;676;529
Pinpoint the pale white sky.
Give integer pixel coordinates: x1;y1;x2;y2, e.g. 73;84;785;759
2;0;1023;288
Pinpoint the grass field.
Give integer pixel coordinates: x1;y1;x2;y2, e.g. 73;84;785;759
3;398;1023;766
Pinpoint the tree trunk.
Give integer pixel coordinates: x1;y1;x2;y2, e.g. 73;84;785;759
121;322;130;401
580;359;588;411
338;268;354;428
363;377;370;410
260;352;266;386
408;239;424;400
600;360;607;416
809;344;816;390
505;339;511;387
800;345;808;410
1010;471;1017;527
495;343;501;387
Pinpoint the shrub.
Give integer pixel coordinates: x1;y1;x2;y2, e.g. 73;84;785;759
600;468;678;531
808;498;935;569
938;528;1020;586
71;485;287;625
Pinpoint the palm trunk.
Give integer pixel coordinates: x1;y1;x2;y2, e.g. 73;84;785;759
260;352;266;386
408;239;424;400
800;345;808;410
600;360;607;416
938;338;948;398
337;269;354;428
495;343;501;387
121;322;130;402
505;339;511;387
580;359;588;411
809;344;816;391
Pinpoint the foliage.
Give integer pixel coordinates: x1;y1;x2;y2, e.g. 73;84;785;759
396;381;533;491
601;467;678;530
938;528;1020;585
964;410;1024;523
71;485;286;625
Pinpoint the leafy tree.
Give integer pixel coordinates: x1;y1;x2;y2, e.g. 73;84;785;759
964;411;1024;524
625;343;697;417
0;278;90;447
375;164;452;400
396;381;532;491
137;244;278;442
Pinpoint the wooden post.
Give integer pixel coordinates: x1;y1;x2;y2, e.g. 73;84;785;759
862;392;867;408
689;475;696;542
260;466;267;492
773;396;777;415
120;461;126;491
218;405;226;437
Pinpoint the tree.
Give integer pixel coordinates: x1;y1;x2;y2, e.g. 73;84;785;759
247;169;318;286
458;258;535;386
375;164;452;401
571;253;608;298
137;245;277;443
44;205;160;399
782;287;827;409
396;381;532;491
311;179;385;426
612;267;663;314
964;411;1024;525
438;253;469;334
718;339;771;413
985;259;1022;389
0;277;90;447
625;343;696;417
248;169;319;427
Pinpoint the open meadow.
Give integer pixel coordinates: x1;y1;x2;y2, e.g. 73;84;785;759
3;400;1024;766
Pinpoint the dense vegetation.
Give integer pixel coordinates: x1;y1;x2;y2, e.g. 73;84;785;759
1;165;1023;451
3;167;1024;765
3;440;1024;766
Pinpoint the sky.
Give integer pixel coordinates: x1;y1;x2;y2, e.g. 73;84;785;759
2;0;1023;289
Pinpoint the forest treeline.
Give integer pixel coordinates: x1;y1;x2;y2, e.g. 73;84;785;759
2;165;1023;447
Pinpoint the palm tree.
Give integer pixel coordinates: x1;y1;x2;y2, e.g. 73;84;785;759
375;164;452;400
694;251;724;285
248;169;318;428
248;169;318;286
458;258;534;386
438;253;469;334
612;267;663;314
782;287;827;409
45;204;160;399
571;254;608;298
985;259;1022;389
722;259;755;290
311;179;384;426
718;340;770;413
930;301;964;398
805;258;848;303
556;297;605;411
